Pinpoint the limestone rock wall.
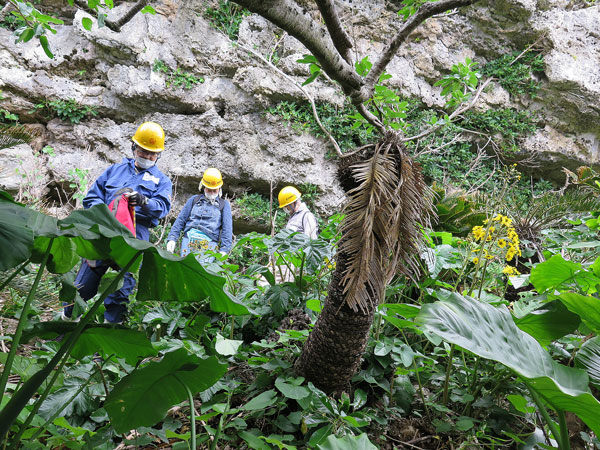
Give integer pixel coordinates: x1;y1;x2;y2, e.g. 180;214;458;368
0;0;598;225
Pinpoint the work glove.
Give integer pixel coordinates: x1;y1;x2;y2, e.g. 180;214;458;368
127;191;148;207
166;240;176;253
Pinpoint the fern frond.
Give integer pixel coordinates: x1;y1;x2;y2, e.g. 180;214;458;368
0;124;37;151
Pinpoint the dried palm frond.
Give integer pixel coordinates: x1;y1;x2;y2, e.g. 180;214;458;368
338;133;435;313
0;124;37;150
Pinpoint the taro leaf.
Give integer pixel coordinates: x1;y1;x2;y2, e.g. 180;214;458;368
558;292;600;334
416;291;600;434
215;334;243;356
133;242;250;315
0;201;34;271
530;255;580;292
575;336;600;388
70;327;157;365
316;433;378;450
239;430;271;450
104;349;226;433
275;377;310;400
32;236;79;274
21;322;156;365
513;301;580;345
530;255;582;293
243;389;278;411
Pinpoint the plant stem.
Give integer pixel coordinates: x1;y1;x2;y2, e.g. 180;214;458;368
210;396;229;450
297;252;306;299
558;409;570;450
527;385;565;449
174;375;196;450
374;312;382;341
230;315;234;340
0;259;30;292
0;240;53;402
0;251;142;440
442;344;455;405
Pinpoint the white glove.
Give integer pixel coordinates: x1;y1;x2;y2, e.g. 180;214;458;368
166;240;176;253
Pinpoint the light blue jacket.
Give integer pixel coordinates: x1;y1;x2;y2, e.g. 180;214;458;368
83;158;172;238
167;194;233;253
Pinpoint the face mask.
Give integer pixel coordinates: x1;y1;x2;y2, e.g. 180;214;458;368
205;191;218;201
135;156;155;170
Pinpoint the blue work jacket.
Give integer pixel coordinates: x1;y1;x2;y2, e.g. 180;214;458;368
83;158;172;239
167;194;233;253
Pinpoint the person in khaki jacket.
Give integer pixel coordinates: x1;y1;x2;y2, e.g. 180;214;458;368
278;186;318;239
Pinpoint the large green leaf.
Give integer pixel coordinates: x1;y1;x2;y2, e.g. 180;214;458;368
70;327;157;365
531;254;600;294
530;255;581;292
0;201;34;271
21;322;157;365
104;349;226;433
513;301;580;345
316;433;377;450
417;291;600;434
575;337;600;388
32;236;79;274
5;202;249;315
558;292;600;334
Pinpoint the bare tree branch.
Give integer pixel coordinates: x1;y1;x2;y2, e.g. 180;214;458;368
237;43;345;158
232;0;362;94
401;77;493;143
73;0;148;32
354;102;385;134
362;0;480;101
315;0;353;63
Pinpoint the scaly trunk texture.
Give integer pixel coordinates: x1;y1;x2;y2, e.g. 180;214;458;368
294;252;375;393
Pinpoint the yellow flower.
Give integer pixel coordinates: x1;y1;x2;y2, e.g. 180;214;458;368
497;239;507;248
503;266;521;276
472;257;479;264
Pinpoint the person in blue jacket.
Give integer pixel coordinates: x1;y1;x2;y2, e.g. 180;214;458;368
63;121;173;323
166;168;232;262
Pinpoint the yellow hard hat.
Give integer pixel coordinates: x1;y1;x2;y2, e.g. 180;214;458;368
201;168;223;189
132;121;165;152
278;186;301;208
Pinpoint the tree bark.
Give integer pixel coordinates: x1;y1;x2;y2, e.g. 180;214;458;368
294;252;375;393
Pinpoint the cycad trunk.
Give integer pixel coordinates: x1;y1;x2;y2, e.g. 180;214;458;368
294;135;433;394
294;253;375;393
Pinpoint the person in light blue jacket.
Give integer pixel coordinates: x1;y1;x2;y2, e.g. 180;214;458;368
64;121;173;323
166;168;233;261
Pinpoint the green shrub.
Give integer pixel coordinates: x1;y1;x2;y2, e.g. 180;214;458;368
204;0;249;41
235;192;286;229
461;108;537;145
480;50;544;97
152;59;204;89
31;98;97;124
266;101;377;153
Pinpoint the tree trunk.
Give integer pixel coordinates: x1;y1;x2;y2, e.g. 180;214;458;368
294;252;376;393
